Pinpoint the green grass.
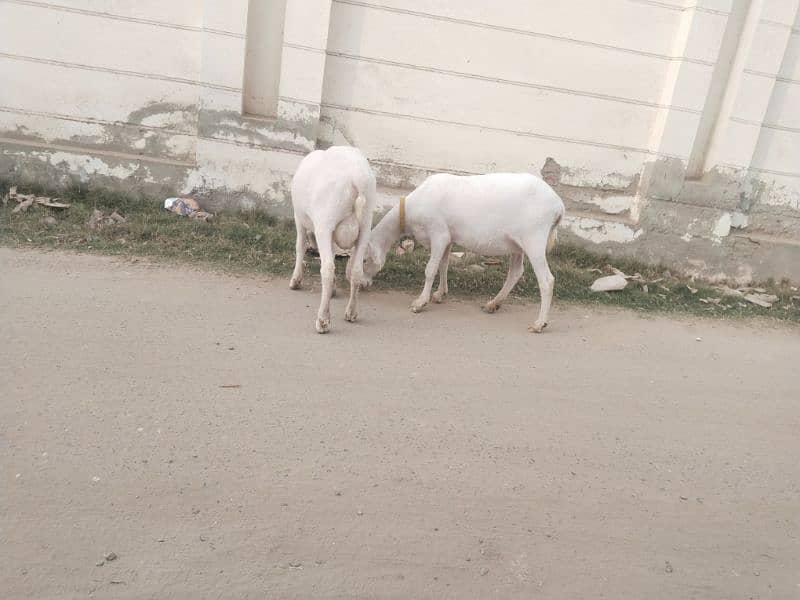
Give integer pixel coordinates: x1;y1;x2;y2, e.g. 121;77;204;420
1;180;798;324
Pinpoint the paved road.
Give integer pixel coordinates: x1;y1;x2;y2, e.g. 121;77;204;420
1;248;798;599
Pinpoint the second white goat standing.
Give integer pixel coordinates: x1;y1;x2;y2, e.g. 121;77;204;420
363;173;564;332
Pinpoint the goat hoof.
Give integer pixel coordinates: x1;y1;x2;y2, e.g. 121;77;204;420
315;318;330;333
344;310;358;322
410;302;427;313
289;277;302;290
483;302;499;314
528;321;547;334
432;291;447;304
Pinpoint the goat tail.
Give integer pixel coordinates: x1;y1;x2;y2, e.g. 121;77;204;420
546;211;563;253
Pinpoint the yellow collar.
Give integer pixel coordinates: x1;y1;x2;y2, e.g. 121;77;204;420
398;196;406;234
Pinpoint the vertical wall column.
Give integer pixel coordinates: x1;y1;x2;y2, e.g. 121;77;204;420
642;0;798;185
195;0;334;151
633;0;800;273
708;1;800;173
243;0;288;118
686;0;760;178
749;3;800;192
634;4;730;219
197;0;250;131
187;0;334;207
275;0;334;145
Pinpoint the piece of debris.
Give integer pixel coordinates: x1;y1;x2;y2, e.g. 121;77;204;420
715;285;743;297
104;552;118;562
87;209;103;229
743;293;778;308
695;338;702;342
482;257;503;266
88;209;126;230
356;509;364;516
36;198;70;209
590;274;627;292
480;567;489;576
642;284;649;294
289;561;302;568
450;251;466;261
219;384;241;389
164;197;214;221
12;197;35;213
95;560;105;567
467;264;486;274
39;215;58;228
165;196;198;214
687;285;698;294
7;187;71;210
665;561;674;574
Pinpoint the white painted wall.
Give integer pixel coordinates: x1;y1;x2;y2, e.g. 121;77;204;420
1;0;799;276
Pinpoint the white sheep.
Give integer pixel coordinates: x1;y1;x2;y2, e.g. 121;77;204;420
363;173;565;332
290;146;376;333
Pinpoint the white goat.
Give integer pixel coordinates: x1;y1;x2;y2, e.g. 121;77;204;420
363;173;565;332
290;146;376;333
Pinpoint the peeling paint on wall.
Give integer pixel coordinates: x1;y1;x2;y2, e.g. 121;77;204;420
45;152;141;181
730;211;748;229
711;213;732;242
562;215;643;244
585;194;633;215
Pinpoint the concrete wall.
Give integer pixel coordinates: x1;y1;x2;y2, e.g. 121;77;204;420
1;0;799;282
